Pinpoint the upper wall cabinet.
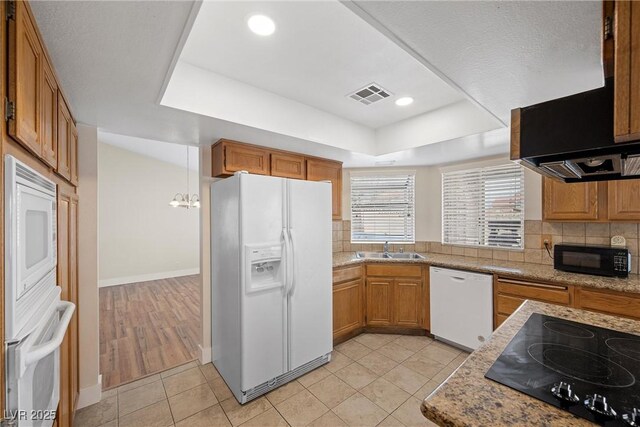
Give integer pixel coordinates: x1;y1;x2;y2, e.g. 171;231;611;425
57;93;73;181
7;0;78;186
271;152;305;180
614;1;640;143
608;179;640;220
212;139;343;219
41;57;58;167
212;139;270;176
8;0;42;154
543;178;600;221
543;177;640;221
306;159;342;220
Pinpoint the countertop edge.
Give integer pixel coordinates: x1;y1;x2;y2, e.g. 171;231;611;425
332;252;640;295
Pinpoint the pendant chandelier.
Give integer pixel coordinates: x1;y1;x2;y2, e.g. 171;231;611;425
169;145;200;209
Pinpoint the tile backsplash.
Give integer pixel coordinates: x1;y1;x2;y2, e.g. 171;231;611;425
332;220;640;274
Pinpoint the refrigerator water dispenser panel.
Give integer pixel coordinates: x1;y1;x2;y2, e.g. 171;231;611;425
245;244;283;293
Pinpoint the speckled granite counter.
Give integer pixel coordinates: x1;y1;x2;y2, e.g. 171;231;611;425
420;301;640;426
332;252;640;294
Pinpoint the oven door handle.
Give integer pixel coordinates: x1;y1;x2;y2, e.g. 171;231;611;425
22;301;75;369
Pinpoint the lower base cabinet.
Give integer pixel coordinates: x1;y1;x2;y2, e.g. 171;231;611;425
332;266;364;342
574;287;640;320
332;263;427;343
56;189;79;427
494;275;640;328
365;264;425;329
493;276;574;328
365;278;393;326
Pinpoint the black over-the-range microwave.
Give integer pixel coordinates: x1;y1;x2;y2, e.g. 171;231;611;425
553;244;631;277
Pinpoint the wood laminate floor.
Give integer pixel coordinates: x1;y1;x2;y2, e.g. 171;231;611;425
99;275;200;390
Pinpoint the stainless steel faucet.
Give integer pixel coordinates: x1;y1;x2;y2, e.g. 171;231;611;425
383;241;389;253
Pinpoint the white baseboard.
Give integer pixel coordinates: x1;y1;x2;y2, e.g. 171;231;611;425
199;345;212;364
77;375;102;409
99;268;200;287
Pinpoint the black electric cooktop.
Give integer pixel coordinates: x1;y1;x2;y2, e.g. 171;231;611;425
485;313;640;426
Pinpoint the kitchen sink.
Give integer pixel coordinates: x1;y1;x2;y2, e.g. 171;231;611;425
355;251;425;260
385;252;425;259
355;251;387;259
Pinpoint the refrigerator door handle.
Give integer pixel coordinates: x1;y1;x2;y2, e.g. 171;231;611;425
282;228;292;295
288;228;296;296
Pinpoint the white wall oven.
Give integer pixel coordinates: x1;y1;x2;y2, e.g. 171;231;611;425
4;155;75;427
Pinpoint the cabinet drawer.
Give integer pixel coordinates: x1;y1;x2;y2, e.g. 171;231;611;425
496;294;526;316
496;277;571;305
576;288;640;320
366;264;422;278
333;265;362;284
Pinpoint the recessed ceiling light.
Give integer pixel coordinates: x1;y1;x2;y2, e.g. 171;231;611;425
395;97;414;106
248;15;276;36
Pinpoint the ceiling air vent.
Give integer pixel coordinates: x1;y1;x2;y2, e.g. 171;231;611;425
348;83;392;105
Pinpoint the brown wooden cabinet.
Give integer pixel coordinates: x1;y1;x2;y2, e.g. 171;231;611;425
544;177;640;222
493;276;574;328
306;159;342;220
57;93;72;181
57;189;79;426
333;265;364;343
543;178;600;221
394;279;422;328
41;58;58;167
365;278;393;326
607;179;640;220
212;139;269;176
614;1;640;143
70;124;78;186
271;152;305;179
8;0;42;155
365;264;425;329
575;287;640;320
7;0;77;186
212;139;342;219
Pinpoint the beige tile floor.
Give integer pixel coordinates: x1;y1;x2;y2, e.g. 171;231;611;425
74;333;469;427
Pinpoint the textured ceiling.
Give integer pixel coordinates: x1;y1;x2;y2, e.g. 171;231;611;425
346;0;604;123
29;1;603;168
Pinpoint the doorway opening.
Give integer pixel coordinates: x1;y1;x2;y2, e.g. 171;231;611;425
97;132;201;390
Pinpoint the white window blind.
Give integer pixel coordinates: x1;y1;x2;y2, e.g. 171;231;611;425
351;173;415;243
442;163;524;249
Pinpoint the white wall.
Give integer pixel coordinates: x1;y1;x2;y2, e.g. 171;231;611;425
375;101;500;155
199;145;214;364
342;156;542;242
162;61;375;155
98;142;200;286
76;124;101;408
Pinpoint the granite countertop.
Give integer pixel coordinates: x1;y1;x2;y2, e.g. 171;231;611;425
332;252;640;294
420;300;640;426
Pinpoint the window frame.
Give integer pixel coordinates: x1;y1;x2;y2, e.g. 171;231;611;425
350;171;416;244
441;163;525;250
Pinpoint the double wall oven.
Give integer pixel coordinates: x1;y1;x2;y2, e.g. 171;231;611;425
4;155;75;426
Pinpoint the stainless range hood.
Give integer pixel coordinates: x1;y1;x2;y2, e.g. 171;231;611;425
512;78;640;182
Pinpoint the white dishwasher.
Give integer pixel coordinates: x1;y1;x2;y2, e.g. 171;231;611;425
430;267;493;351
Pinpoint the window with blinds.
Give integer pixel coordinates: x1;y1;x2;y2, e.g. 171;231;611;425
351;173;415;243
442;163;524;249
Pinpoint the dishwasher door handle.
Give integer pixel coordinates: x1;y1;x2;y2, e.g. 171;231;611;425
451;276;466;281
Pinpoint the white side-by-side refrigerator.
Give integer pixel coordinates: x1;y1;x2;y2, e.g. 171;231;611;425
211;172;332;403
